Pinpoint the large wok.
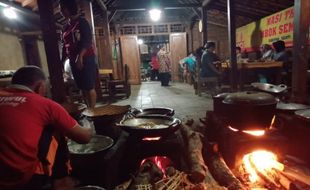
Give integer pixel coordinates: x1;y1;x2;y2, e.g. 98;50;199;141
117;116;181;138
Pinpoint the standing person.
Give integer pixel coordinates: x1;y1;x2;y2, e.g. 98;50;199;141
236;46;242;63
60;0;97;108
157;46;171;86
150;52;160;81
0;66;92;190
201;42;221;78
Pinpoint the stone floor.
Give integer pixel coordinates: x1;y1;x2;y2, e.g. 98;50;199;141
112;81;214;121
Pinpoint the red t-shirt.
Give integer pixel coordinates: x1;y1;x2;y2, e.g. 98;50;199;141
151;56;160;70
0;88;77;188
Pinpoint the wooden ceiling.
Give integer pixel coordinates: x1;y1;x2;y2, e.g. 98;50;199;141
8;0;294;28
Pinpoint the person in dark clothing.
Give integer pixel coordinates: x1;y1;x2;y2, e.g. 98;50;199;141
201;42;220;78
60;0;97;108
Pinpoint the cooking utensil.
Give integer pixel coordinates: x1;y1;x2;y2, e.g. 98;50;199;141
223;91;277;130
251;82;287;94
295;109;310;123
117;116;181;137
276;102;310;114
130;107;175;117
75;186;106;190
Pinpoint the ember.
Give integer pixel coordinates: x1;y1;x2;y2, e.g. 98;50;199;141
142;137;162;141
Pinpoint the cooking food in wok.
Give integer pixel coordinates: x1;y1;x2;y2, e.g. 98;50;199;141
130;107;175;117
117;116;181;137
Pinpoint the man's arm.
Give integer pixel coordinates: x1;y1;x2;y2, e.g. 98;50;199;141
65;124;92;144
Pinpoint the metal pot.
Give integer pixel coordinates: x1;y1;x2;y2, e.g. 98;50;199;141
295;109;310;123
223;91;277;130
213;93;231;114
130;107;175;117
117;116;181;138
68;135;114;171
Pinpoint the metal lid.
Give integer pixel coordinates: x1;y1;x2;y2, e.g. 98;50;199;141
251;82;287;94
213;93;230;99
276;102;310;111
223;91;277;105
295;109;310;121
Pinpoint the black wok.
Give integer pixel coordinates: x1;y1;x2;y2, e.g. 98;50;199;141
117;116;181;138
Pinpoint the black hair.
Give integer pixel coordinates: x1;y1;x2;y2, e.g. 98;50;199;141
205;42;216;49
12;66;46;86
272;40;286;53
195;46;204;57
236;46;241;51
60;0;78;16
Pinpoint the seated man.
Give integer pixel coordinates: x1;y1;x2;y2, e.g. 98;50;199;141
0;66;93;190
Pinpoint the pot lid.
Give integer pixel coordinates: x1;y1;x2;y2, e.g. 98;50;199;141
295;109;310;121
276;102;310;110
223;91;277;105
213;93;231;99
251;82;287;94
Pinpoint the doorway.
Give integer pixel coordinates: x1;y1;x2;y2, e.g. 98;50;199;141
137;35;169;82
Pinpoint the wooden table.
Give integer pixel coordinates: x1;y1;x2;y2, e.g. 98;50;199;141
221;61;283;89
240;61;283;89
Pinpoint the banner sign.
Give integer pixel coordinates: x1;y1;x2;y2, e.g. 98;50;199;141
236;7;309;51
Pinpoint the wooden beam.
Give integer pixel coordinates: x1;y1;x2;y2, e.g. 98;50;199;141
202;6;208;45
227;0;238;91
202;0;214;7
292;0;310;103
108;10;117;23
37;0;66;103
210;3;261;20
109;3;201;11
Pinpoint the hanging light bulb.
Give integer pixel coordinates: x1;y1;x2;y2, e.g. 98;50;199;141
3;7;17;19
137;39;144;45
149;9;161;22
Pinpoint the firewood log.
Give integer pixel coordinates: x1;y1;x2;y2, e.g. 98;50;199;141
181;124;219;186
204;143;246;190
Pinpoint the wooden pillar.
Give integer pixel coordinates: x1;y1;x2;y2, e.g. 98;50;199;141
292;0;310;103
37;0;66;102
100;8;113;69
202;6;208;45
23;36;41;67
227;0;238;91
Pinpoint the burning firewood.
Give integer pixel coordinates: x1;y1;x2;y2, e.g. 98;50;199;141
127;160;164;190
205;143;246;190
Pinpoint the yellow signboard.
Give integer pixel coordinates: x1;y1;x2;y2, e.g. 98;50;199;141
236;7;309;51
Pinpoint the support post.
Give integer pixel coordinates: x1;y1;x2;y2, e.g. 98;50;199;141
292;0;310;103
37;0;66;102
202;6;208;45
227;0;238;91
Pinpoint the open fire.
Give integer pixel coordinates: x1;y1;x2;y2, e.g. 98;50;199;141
238;150;310;190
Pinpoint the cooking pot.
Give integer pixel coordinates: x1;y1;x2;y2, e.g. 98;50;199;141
82;105;130;140
276;102;310;114
223;91;277;130
213;93;231;114
68;135;114;171
117;116;181;138
129;107;175;117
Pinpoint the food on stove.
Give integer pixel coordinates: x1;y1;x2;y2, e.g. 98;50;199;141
136;122;169;129
68;136;113;154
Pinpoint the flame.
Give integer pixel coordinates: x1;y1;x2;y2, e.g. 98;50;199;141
242;150;284;183
140;156;172;178
228;126;265;137
242;130;265;136
142;137;162;141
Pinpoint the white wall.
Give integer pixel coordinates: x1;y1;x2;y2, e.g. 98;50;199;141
0;32;25;70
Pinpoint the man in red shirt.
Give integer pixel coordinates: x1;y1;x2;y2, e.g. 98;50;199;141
0;66;93;190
